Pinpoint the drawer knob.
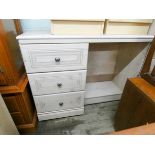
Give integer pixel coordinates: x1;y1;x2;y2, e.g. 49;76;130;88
59;102;63;106
55;57;61;62
57;83;62;87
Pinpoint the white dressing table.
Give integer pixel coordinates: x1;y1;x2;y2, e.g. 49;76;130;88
17;32;153;121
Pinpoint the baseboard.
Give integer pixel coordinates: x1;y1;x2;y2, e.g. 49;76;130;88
38;107;84;121
85;94;121;105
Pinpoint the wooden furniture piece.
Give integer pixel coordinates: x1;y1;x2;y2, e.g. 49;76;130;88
51;20;105;35
0;20;24;86
114;78;155;131
51;19;153;35
104;19;153;35
13;19;23;35
17;32;153;121
112;122;155;135
19;42;88;121
0;19;37;133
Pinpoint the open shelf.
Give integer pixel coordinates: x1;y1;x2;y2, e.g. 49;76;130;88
85;81;122;105
84;40;150;105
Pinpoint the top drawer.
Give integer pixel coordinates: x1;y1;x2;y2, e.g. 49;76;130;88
20;43;88;73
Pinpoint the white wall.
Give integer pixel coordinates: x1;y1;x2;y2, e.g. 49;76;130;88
0;95;19;135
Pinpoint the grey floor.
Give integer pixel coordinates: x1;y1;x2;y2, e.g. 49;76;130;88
30;101;119;135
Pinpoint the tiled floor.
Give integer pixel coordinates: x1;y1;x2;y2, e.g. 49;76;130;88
30;101;119;135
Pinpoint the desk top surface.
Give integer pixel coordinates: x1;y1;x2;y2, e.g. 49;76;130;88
17;31;154;43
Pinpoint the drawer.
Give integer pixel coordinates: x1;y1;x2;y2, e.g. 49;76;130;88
28;70;86;95
20;43;88;73
34;91;85;113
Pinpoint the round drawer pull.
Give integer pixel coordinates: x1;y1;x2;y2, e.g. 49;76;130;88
55;57;61;62
57;83;62;87
59;102;63;106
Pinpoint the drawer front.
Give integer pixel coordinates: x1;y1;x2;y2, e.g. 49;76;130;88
20;43;88;73
34;91;85;113
28;70;86;95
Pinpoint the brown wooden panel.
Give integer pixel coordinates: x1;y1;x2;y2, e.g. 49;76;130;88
13;19;23;35
16;86;34;124
3;94;20;113
112;122;155;135
114;78;155;131
151;65;155;76
141;73;155;86
0;19;37;133
0;20;19;85
0;71;7;85
0;74;28;94
0;54;7;86
17;111;37;134
11;112;25;125
146;98;155;123
2;84;36;130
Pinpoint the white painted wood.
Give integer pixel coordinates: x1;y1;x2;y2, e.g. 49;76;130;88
113;43;150;90
17;31;154;121
85;81;122;98
38;107;84;121
18;38;153;44
34;91;84;113
85;94;121;105
18;38;88;120
20;43;88;73
108;19;153;23
28;70;86;95
52;20;105;35
87;44;118;76
17;31;154;44
105;19;153;35
147;19;155;35
85;81;122;105
106;24;150;35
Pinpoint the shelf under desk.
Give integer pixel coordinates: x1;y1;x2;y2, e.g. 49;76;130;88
85;81;122;105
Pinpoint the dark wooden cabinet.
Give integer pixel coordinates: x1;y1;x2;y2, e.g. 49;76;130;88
114;78;155;131
0;19;37;134
3;86;34;126
2;84;37;133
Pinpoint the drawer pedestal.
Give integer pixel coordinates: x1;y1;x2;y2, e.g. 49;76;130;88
19;43;88;121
